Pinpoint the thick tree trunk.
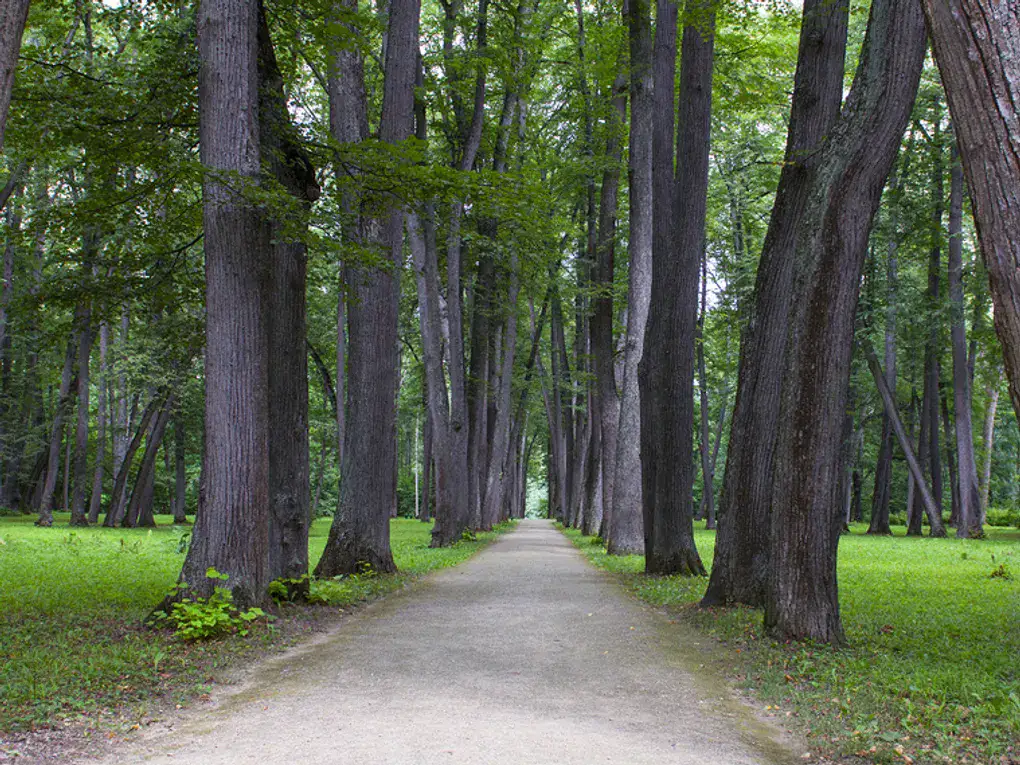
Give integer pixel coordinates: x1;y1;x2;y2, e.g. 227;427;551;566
178;0;272;608
258;3;317;588
607;0;659;555
764;0;927;643
947;145;983;537
36;339;76;526
69;304;93;526
87;322;109;524
702;0;849;607
638;2;714;576
920;0;1020;430
317;0;419;573
0;0;30;151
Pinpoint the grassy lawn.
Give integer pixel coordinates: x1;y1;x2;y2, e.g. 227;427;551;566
562;523;1020;765
0;514;514;737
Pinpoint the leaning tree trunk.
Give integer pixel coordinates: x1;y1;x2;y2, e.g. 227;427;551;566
947;144;983;537
764;0;927;643
104;393;162;527
124;396;174;528
920;0;1020;431
258;2;318;589
177;0;272;608
638;0;714;576
316;0;419;574
0;0;30;151
702;0;849;607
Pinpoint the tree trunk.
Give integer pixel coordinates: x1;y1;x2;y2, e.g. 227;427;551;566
697;246;716;530
36;339;76;526
979;374;1000;517
87;322;109;524
104;393;163;527
941;389;960;527
638;1;714;576
764;0;928;643
124;397;174;528
946;144;983;537
0;0;30;151
258;2;317;588
920;0;1020;431
172;411;187;523
316;0;419;573
178;0;272;608
702;0;849;607
69;304;93;526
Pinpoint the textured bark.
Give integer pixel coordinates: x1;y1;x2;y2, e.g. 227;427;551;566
702;0;849;608
0;0;30;151
258;3;317;588
87;322;109;524
592;60;626;542
638;2;714;577
36;339;76;526
765;0;927;643
104;393;162;527
467;253;494;528
947;146;983;537
69;304;93;526
178;0;271;607
316;0;419;573
920;0;1020;430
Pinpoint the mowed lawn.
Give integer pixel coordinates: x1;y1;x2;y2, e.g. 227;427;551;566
564;522;1020;765
0;515;511;734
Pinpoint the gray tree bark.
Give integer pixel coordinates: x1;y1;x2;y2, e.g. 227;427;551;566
178;0;272;607
0;0;30;151
87;322;109;524
69;304;92;526
36;338;75;526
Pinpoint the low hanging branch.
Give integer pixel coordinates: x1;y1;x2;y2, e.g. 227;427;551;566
862;338;945;536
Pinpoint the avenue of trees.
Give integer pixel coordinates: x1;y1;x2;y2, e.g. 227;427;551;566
0;0;1018;643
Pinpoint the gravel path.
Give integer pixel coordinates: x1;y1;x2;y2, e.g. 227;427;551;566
89;519;804;764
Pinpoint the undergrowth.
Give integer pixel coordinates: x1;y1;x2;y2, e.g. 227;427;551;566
562;522;1020;765
0;514;514;737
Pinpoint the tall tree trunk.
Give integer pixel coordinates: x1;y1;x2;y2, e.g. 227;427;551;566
258;3;317;588
638;0;714;576
764;0;928;643
69;304;93;526
941;389;960;527
112;310;130;479
946;143;983;537
316;0;419;573
0;0;30;151
177;0;272;608
607;0;659;555
919;0;1020;430
979;374;1000;518
702;0;849;607
697;247;716;529
36;339;76;526
87;322;108;524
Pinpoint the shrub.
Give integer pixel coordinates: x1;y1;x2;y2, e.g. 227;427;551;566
984;506;1019;528
155;568;271;641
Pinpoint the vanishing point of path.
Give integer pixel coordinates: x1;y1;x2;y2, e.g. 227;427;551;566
89;520;804;765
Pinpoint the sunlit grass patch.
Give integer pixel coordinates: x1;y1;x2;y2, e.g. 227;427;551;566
562;522;1020;765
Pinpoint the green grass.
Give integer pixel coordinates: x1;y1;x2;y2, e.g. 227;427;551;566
0;514;514;735
562;522;1020;765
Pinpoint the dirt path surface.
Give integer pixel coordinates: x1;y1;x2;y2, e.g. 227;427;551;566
86;520;803;765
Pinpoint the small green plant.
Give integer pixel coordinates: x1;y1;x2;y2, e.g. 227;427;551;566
155;568;270;641
268;574;310;603
989;563;1013;580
